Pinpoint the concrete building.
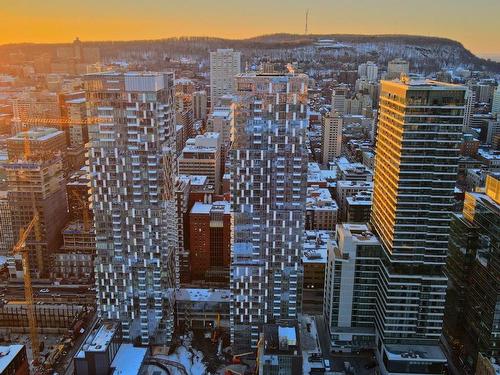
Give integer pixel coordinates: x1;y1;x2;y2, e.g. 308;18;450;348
178;132;222;194
302;230;334;315
4;157;68;277
386;58;409;80
306;186;338;231
6;127;66;161
331;84;348;114
336;180;373;222
189;201;231;284
358;61;378;81
74;321;148;375
346;191;372;223
336;158;373;182
371;79;466;374
210;49;241;108
321;111;343;164
85;72;177;345
231;71;308;351
324;224;380;351
192;90;207;121
207;107;233;149
52;221;95;283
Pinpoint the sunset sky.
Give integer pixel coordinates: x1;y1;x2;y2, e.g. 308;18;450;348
1;0;499;57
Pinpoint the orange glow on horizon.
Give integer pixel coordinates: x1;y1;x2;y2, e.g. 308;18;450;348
0;0;498;56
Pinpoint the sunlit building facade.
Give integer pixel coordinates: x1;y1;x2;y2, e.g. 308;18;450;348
371;79;467;374
85;72;178;345
230;71;308;351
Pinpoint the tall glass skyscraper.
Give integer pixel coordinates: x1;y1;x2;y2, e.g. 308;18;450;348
370;79;467;374
85;72;178;345
230;71;308;351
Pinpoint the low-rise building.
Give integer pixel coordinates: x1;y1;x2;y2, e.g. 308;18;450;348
336;180;373;222
302;230;335;315
175;288;230;330
306;186;338;231
178;132;222;193
346;191;372;223
258;322;303;375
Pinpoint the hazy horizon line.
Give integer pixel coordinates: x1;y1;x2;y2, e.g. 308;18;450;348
1;32;500;56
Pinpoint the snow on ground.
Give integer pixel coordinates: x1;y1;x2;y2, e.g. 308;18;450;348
166;332;208;375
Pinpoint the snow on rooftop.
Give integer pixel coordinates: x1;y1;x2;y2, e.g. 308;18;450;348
110;344;147;375
0;345;24;373
176;288;230;303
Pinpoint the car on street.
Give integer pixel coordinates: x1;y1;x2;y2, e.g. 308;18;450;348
39;288;50;293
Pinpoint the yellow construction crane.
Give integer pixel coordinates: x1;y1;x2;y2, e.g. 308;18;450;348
11;212;42;364
71;190;90;231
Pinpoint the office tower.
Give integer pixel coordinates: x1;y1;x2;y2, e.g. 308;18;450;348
386;58;409;79
492;86;500;117
443;174;499;371
321;111;343;163
6;127;66;160
178;132;222;194
4;157;68;277
189;201;231;284
192;90;207;121
324;224;380;352
331;84;348;114
85;72;177;345
210;49;241;108
0;191;14;257
358;61;378;81
230;71;308;351
371;79;466;374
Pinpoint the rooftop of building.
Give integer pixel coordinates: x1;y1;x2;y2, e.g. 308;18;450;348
303;230;334;264
262;322;301;356
110;344;148;375
184;175;208;186
307;186;337;210
382;78;467;91
384;343;446;362
346;191;373;205
176;288;230;303
211;108;232;118
190;200;230;215
8;127;64;142
0;345;24;373
337;180;374;189
76;321;120;357
478;148;500;161
340;223;379;245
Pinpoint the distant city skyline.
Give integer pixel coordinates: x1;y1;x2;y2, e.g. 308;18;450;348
1;0;499;57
